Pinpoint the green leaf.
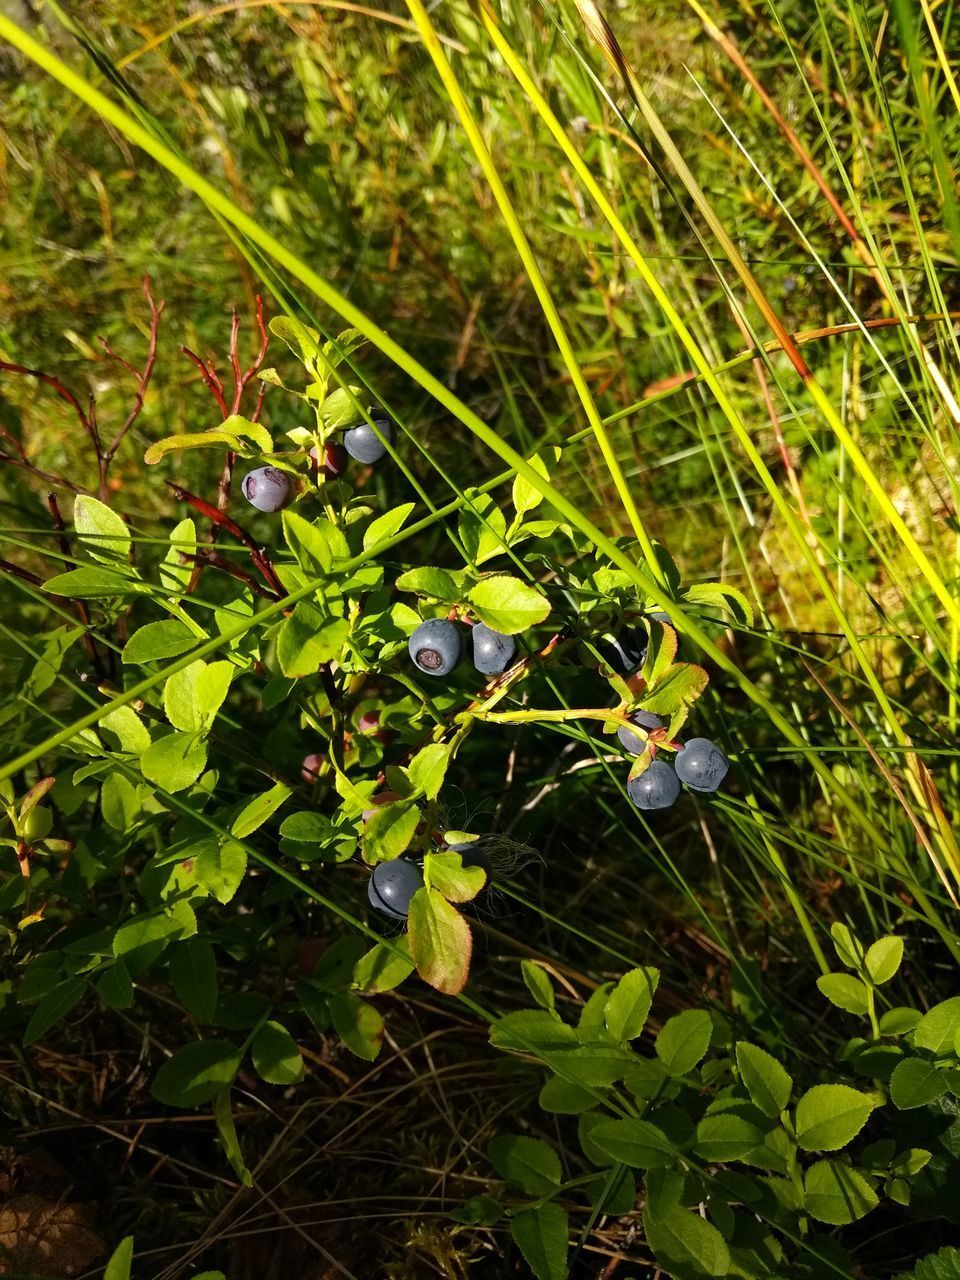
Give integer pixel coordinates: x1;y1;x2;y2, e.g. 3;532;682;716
140;732;208;792
231;781;293;838
308;937;367;990
889;1057;948;1109
736;1041;792;1118
73;495;130;562
816;973;870;1015
406;886;471;995
641;663;709;717
214;1088;252;1187
459;499;507;566
450;1197;503;1226
123;621;198;667
23;976;87;1046
803;1159;878;1225
220;413;272;453
101;704;152;755
394;565;462;601
604;966;659;1042
467;574;550;634
144;428;246;464
163;659;233;733
510;1204;568;1280
113;904;195;975
830;921;863;968
488;1134;561;1193
795;1084;876;1152
362;801;419;864
353;937;415;993
101;772;141;831
891;1147;932;1176
282;509;348;574
279;811;333;843
96;959;134;1010
655;1008;712;1077
694;1112;766;1162
160;518;197;594
251;1020;304;1084
538;1076;595;1113
895;1247;960;1280
44;565;140;597
169;938;219;1024
269;314;321;364
363;502;416;551
913;997;960;1054
103;1236;134;1280
424;851;486;903
682;580;754;626
588;1117;676;1169
521;960;555;1011
328;991;384;1060
277;606;349;678
643;1169;731;1276
880;1007;922;1035
490;1009;578;1054
407;742;451;800
512;450;558;518
196;840;247;904
864;936;904;985
151;1040;242;1107
319;384;365;428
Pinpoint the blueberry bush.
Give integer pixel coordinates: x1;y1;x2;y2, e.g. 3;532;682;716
2;0;960;1274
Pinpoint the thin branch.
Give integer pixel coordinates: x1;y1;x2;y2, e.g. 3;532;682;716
186;295;270;594
0;557;43;586
182;548;276;599
0;450;86;494
102;276;165;469
180;346;229;417
0;360;97;449
47;493;106;677
166;482;286;599
231;294;268;415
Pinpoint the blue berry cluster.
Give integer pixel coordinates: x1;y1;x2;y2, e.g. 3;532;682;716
605;621;729;812
241;411;394;512
408;618;517;680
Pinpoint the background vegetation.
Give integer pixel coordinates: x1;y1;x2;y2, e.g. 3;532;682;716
1;0;959;1275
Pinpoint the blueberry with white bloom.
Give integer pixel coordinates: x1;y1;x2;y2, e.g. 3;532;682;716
470;623;516;676
675;737;728;793
343;415;392;464
617;710;664;755
241;465;292;512
367;859;424;921
409;619;462;677
627;759;680;811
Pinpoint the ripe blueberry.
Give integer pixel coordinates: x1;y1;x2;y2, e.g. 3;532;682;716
310;442;349;479
470;623;516;676
675;737;728;792
241;465;293;512
301;752;324;784
22;806;52;840
627;759;680;811
617;710;664;755
343;416;392;464
367;858;424;920
409;619;462;677
596;627;647;675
